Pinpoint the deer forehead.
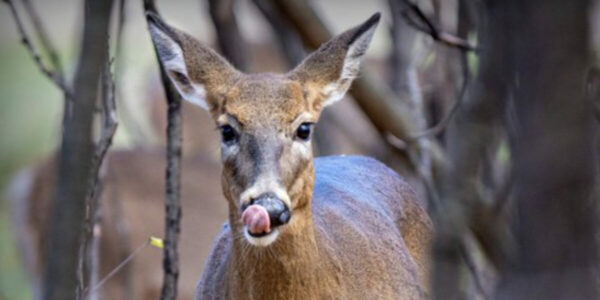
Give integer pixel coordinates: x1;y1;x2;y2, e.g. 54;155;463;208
217;75;315;128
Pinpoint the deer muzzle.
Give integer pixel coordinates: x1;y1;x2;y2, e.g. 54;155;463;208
241;193;290;237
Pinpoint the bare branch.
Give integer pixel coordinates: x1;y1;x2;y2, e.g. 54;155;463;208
86;240;150;296
389;0;443;211
21;0;65;78
143;1;184;299
79;16;121;297
410;63;470;139
399;0;478;52
79;27;119;300
431;0;513;297
3;0;71;96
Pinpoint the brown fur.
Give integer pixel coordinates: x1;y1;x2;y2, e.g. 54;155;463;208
147;12;433;300
199;156;432;299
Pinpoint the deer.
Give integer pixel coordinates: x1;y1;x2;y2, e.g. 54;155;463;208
10;148;228;299
146;11;433;299
10;22;391;300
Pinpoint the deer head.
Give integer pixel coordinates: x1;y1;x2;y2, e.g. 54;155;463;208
147;12;380;247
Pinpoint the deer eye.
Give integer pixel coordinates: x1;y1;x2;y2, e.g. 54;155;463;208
219;125;237;144
295;123;313;141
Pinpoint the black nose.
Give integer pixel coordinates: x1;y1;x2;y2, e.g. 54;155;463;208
249;193;291;227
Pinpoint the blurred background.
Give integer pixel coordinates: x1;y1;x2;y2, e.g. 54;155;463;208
1;0;600;299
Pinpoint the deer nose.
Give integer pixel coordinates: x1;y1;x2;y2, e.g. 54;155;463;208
243;193;291;228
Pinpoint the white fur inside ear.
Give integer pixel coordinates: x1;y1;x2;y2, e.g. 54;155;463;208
149;24;209;110
322;25;377;107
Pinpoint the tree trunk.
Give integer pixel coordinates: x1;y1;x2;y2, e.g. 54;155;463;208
498;1;598;299
43;1;114;299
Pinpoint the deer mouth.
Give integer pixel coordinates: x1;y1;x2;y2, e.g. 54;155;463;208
242;204;272;237
241;195;291;246
241;204;280;247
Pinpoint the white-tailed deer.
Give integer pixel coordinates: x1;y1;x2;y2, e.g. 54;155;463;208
10;149;227;299
11;34;389;300
147;11;432;299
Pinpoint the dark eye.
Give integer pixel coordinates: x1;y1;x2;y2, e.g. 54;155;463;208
219;124;237;144
296;123;312;141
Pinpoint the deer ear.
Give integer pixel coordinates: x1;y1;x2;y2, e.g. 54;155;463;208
146;12;239;110
290;13;380;110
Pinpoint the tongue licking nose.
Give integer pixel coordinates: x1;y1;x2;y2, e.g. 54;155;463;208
242;204;271;235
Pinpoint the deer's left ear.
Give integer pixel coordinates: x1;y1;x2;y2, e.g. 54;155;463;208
289;13;380;110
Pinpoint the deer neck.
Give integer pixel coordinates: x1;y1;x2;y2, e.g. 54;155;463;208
225;163;334;298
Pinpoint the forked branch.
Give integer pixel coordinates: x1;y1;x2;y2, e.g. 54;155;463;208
80;56;119;300
3;0;71;96
42;1;114;299
410;62;470;139
398;0;478;52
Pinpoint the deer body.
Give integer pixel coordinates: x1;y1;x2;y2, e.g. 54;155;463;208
199;155;430;299
146;11;432;299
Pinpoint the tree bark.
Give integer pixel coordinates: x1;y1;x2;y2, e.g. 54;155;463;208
143;1;184;299
43;1;114;299
497;1;598;299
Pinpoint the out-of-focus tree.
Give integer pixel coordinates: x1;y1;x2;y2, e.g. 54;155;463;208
41;1;115;299
497;1;598;298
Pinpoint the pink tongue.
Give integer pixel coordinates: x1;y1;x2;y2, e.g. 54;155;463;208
241;204;271;235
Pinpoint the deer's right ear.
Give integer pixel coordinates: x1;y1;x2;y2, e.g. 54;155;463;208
146;12;239;111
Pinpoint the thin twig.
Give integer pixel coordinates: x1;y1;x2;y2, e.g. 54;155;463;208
399;0;478;52
84;240;150;296
79;51;119;300
410;13;474;141
21;0;65;78
3;0;72;96
410;68;470;139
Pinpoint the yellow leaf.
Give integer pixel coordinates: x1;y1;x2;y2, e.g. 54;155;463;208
149;236;164;249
